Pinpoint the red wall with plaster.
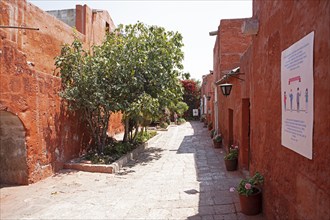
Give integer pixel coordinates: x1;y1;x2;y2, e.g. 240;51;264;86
244;0;329;218
213;19;251;171
0;0;123;184
201;73;214;126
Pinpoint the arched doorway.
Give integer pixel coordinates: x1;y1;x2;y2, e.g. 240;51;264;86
0;111;28;185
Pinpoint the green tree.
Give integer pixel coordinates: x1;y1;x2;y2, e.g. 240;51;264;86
175;101;189;117
55;39;121;153
182;72;191;80
129;92;160;136
55;22;185;153
105;22;185;142
181;79;201;118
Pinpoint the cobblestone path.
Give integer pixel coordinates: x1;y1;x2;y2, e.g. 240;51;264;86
0;121;263;219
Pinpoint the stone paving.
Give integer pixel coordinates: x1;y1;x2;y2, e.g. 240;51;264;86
0;121;264;219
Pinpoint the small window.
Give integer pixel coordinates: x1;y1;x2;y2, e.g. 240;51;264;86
105;22;110;32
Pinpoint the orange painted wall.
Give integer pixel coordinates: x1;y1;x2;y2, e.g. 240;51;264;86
0;0;123;183
203;73;214;125
213;19;251;158
244;0;330;218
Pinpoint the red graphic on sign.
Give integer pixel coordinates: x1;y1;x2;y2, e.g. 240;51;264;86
288;76;301;85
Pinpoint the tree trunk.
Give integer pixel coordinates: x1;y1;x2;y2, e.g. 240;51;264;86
100;111;110;153
123;117;129;142
133;125;139;141
140;126;144;136
84;109;97;151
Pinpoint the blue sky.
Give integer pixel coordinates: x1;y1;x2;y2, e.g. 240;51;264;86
29;0;252;81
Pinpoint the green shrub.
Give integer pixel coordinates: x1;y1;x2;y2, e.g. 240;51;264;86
178;118;186;125
213;134;222;143
177;118;186;124
224;149;238;160
115;142;131;155
136;131;157;143
83;141;135;164
237;172;264;196
160;122;169;128
210;129;215;138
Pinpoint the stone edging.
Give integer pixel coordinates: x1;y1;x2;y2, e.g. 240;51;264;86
63;132;163;174
157;124;180;131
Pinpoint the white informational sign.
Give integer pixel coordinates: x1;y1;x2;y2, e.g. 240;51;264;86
193;109;199;117
281;32;314;159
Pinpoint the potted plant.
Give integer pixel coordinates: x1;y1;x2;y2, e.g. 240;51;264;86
231;172;264;215
200;114;206;122
203;120;208;128
224;145;238;171
208;122;213;130
213;134;222;148
210;129;215;138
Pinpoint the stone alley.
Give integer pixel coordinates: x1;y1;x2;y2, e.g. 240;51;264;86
0;122;263;220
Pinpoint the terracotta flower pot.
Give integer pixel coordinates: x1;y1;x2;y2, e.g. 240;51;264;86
239;187;262;215
224;158;237;171
213;140;221;148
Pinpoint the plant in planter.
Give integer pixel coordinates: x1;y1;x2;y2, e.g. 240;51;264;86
224;145;238;171
213;134;222;148
200;114;206;122
231;172;264;215
210;129;215;138
208;122;213;130
177;117;186;125
203;120;208;127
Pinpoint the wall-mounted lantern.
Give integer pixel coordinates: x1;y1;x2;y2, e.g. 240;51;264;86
206;91;214;101
219;83;233;96
215;67;243;97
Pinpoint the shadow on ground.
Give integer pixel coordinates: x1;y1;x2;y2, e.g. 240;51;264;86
53;169;78;177
0;184;21;189
178;121;264;220
117;147;164;176
0;170;79;189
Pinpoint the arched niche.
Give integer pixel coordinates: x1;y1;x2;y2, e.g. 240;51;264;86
0;111;28;185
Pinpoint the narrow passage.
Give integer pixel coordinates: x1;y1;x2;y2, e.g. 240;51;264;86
0;121;263;219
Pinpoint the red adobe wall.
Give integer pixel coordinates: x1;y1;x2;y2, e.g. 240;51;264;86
201;75;207;117
76;5;115;48
244;0;330;218
201;73;214;126
213;19;251;162
0;0;123;184
0;39;88;183
204;73;214;125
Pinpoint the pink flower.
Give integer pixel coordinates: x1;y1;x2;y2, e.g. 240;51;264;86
229;187;235;192
245;183;252;190
234;145;239;149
